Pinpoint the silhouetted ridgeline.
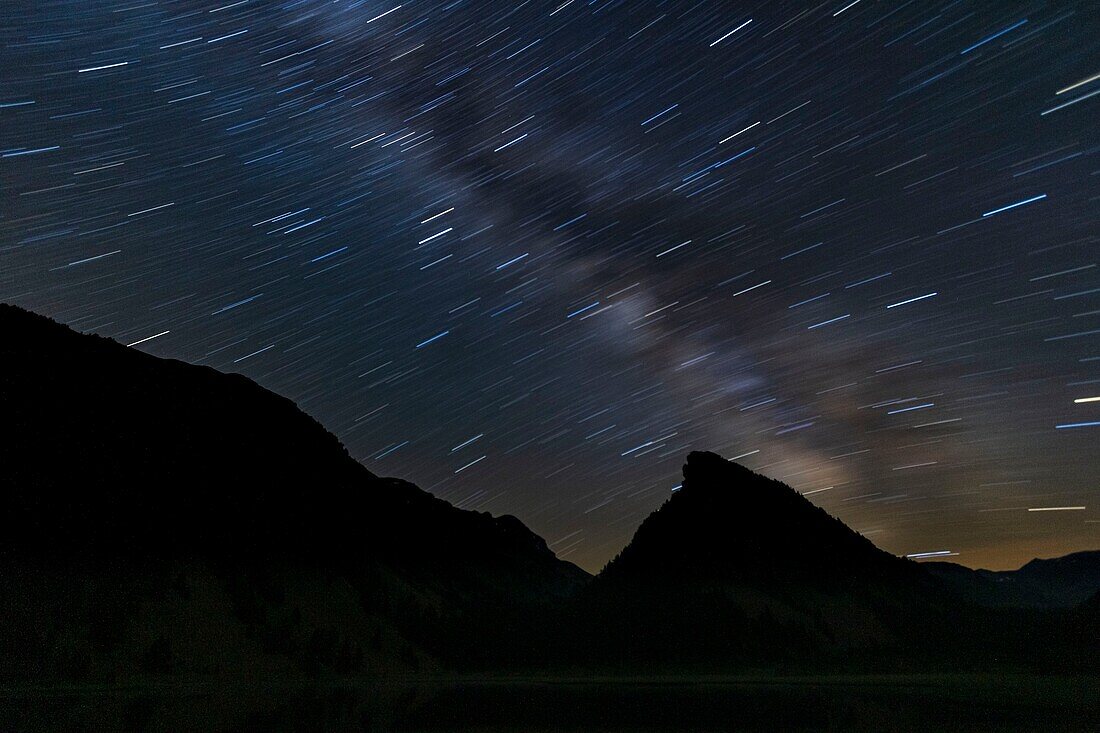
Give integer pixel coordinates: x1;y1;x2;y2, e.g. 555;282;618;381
0;304;587;680
569;455;1097;671
571;451;947;668
0;303;1095;683
925;551;1100;608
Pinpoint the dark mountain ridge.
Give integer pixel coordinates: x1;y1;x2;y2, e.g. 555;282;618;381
572;452;1098;672
925;551;1100;609
600;451;924;586
0;303;587;680
1;304;576;572
570;452;959;669
1;303;1095;682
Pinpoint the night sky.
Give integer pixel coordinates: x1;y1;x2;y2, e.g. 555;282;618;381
2;1;1097;573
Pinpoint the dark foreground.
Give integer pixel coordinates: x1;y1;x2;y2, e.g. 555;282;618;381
2;674;1096;732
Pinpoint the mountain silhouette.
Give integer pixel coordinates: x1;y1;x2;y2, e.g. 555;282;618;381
925;551;1100;608
1;303;1095;685
0;303;587;680
601;452;923;585
573;452;963;668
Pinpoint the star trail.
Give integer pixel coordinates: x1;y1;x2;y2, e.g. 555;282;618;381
2;0;1097;572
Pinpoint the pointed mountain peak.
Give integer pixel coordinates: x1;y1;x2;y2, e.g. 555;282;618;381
580;452;947;666
599;451;908;586
681;450;784;495
682;450;753;484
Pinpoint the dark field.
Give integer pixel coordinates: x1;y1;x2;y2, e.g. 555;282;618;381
3;673;1096;732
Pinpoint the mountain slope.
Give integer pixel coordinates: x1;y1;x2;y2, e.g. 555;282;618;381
0;303;588;680
575;451;954;668
3;303;1093;680
925;552;1100;609
600;452;922;585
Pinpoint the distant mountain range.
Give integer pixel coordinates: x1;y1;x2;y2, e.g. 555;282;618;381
925;551;1100;608
1;303;1095;681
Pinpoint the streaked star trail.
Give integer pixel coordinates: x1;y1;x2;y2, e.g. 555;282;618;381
1;1;1097;572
